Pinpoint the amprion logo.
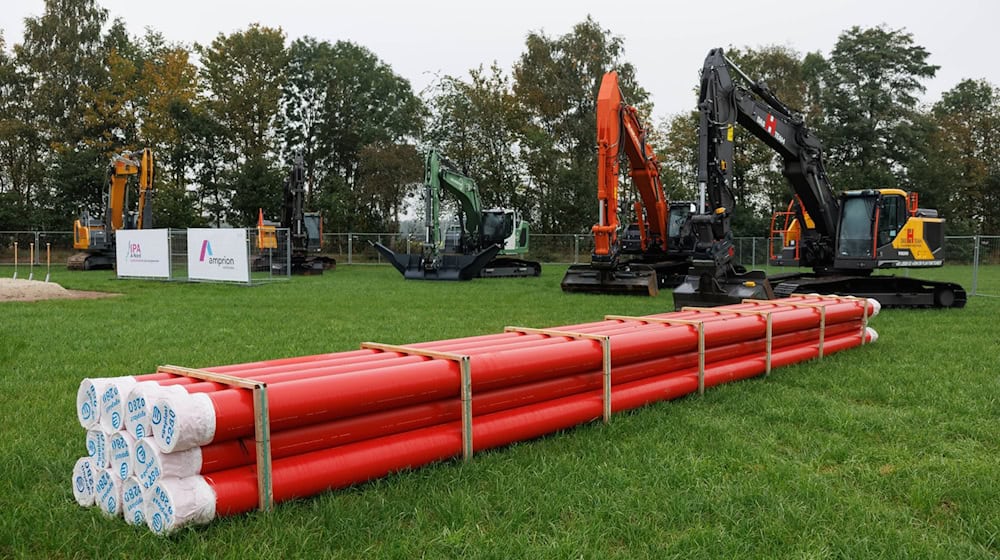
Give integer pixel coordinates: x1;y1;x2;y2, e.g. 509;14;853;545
199;240;212;262
199;239;235;266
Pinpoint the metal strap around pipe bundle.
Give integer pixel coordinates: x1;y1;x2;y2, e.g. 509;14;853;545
604;315;708;395
679;306;775;376
157;364;273;512
504;327;613;423
359;343;474;461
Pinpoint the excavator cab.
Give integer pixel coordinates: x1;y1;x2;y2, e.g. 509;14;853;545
667;202;697;253
834;189;945;270
481;210;515;247
302;212;323;252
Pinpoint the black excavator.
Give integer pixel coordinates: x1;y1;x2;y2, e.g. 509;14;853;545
257;155;336;274
672;48;965;309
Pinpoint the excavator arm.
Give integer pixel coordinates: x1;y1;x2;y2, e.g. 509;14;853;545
591;71;668;264
561;71;688;296
422;150;485;254
106;149;155;231
134;149;155;230
698;48;838;267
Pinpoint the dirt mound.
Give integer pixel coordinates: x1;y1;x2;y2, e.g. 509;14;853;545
0;278;119;302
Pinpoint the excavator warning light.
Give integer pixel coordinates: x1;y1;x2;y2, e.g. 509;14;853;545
743;281;756;287
715;207;726;215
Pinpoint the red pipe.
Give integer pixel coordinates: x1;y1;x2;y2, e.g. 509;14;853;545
474;330;874;451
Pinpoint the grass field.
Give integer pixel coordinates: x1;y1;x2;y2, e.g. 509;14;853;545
1;264;997;558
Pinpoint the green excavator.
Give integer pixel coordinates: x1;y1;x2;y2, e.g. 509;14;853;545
372;150;541;280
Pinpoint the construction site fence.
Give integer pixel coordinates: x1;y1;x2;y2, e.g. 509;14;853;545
1;231;997;297
0;229;291;285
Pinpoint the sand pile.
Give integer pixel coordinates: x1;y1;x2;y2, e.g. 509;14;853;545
0;278;118;302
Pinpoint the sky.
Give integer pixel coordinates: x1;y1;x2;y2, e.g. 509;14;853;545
2;0;997;122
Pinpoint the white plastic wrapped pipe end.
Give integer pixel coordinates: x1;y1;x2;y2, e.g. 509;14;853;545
867;298;882;317
125;383;188;440
145;476;216;536
72;457;98;507
98;377;139;432
121;477;146;526
866;326;879;343
133;438;203;493
77;377;133;429
108;431;138;480
94;469;124;518
85;429;111;469
151;392;216;453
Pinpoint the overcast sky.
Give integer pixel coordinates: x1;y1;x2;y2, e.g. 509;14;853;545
2;0;997;122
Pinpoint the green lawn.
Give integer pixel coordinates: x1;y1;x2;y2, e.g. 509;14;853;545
1;264;997;558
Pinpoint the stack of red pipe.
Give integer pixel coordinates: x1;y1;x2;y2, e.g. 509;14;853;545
72;296;878;534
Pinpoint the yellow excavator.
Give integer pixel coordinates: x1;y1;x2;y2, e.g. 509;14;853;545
68;149;155;270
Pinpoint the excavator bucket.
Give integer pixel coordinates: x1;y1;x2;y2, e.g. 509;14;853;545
560;264;658;296
671;269;774;310
372;242;502;281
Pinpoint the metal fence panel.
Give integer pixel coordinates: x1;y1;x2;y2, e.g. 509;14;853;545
971;236;999;297
247;228;291;284
0;231;74;266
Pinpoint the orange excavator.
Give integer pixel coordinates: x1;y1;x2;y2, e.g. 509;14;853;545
561;71;691;295
68;149;155;270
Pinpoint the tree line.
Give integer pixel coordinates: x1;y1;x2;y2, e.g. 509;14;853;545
1;1;997;236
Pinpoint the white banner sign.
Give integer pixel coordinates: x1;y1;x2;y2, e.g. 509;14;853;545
186;228;250;283
116;229;170;278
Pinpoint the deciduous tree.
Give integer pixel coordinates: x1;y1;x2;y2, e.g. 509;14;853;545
513;16;648;233
811;26;938;191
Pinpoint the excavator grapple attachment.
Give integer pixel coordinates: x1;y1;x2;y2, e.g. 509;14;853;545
560;264;658;296
372;242;502;281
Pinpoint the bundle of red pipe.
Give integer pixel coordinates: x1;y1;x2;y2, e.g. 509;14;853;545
71;296;878;534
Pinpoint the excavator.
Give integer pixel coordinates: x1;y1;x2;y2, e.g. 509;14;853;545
372;149;540;280
256;155;336;274
68;148;155;270
672;48;966;309
560;71;693;296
